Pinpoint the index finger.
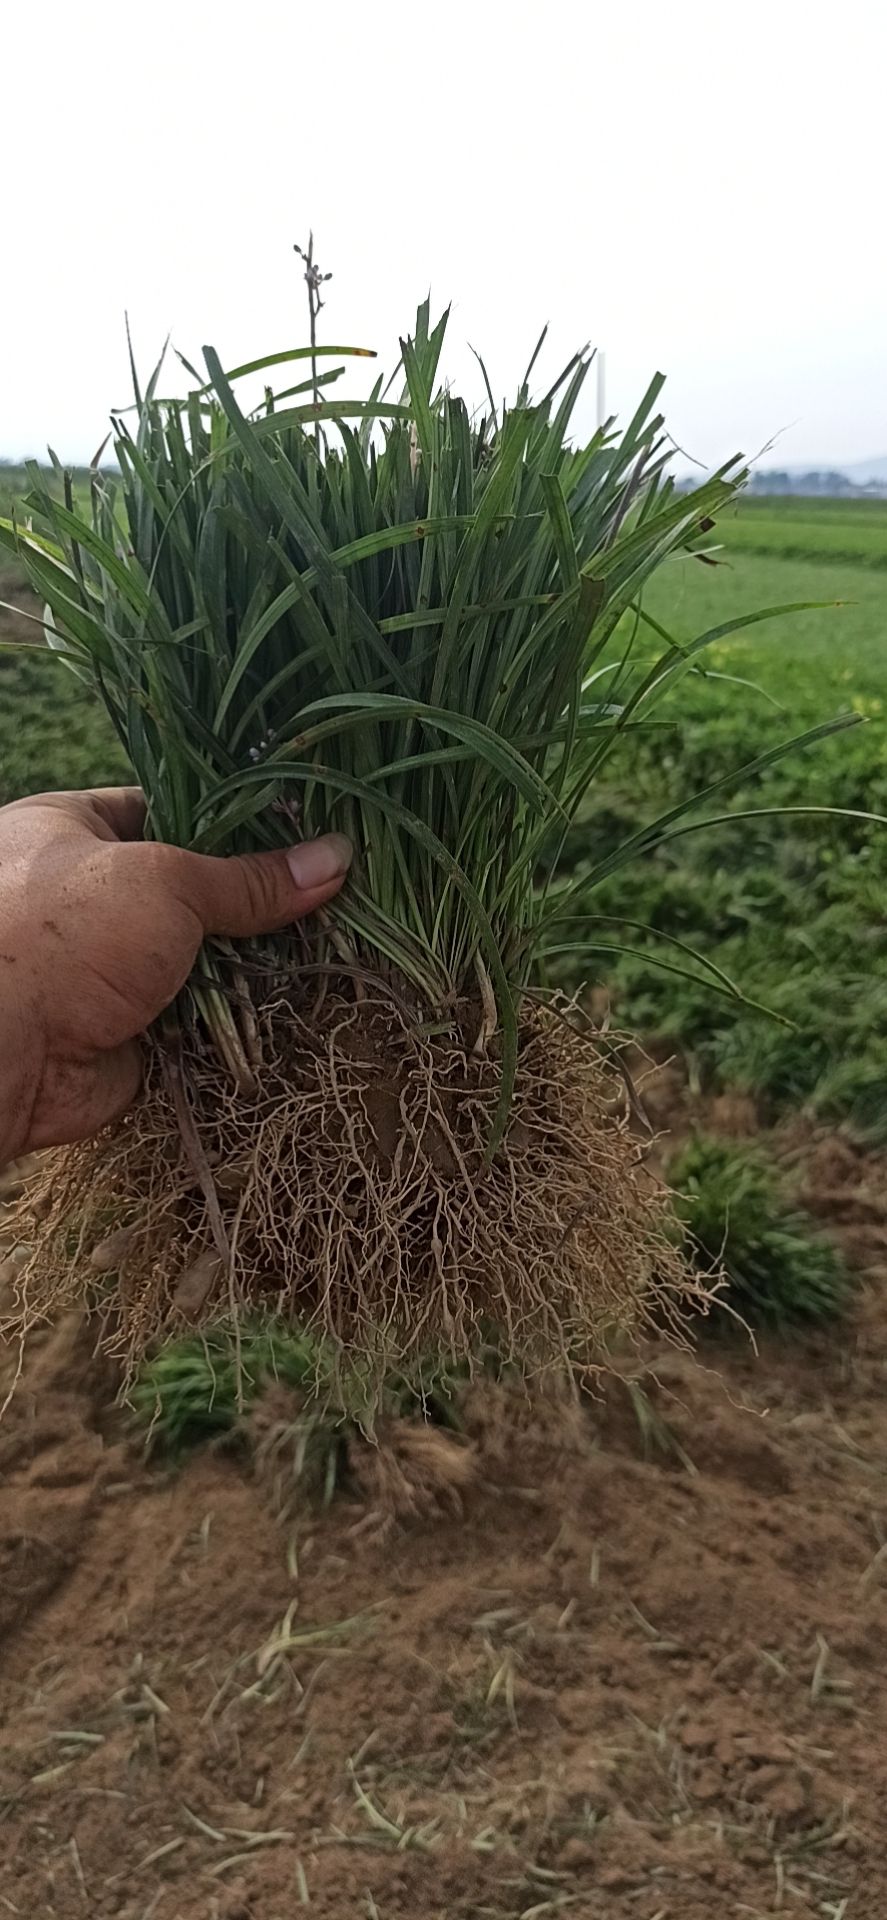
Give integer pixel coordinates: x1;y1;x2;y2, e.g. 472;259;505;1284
2;786;147;845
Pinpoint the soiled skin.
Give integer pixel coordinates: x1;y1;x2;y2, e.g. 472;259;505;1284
0;788;351;1166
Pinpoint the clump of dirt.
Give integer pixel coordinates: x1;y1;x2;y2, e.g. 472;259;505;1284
10;995;703;1387
248;1380;478;1529
791;1129;887;1270
348;1418;477;1524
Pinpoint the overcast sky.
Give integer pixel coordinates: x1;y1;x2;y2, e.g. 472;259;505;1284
3;1;885;471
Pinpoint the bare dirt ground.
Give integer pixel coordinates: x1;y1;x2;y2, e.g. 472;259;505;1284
2;1127;887;1920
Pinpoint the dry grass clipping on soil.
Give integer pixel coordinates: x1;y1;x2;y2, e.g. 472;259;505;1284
8;996;705;1390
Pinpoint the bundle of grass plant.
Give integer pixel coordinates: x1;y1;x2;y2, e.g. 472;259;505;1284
2;289;857;1388
130;1319;339;1457
668;1133;851;1329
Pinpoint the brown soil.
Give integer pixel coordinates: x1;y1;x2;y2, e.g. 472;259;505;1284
2;1132;886;1919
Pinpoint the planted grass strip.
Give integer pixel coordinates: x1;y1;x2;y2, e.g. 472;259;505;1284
669;1133;851;1329
1;292;818;1388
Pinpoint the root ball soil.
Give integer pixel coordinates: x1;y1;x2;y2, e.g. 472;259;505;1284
10;998;698;1384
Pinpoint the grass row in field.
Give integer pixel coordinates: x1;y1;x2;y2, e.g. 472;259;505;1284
669;1134;851;1329
740;496;887;519
557;548;887;1142
0;466;108;596
0;462;98;511
0;645;130;804
0;471;127;800
712;494;887;568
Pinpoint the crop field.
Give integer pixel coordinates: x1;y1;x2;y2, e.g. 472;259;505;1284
556;521;887;1146
712;494;887;569
0;466;130;797
1;491;886;1916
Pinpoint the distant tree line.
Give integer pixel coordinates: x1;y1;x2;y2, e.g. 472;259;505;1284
676;466;887;499
746;470;887;499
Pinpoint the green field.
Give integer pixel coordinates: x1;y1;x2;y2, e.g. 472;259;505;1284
0;461;96;509
712;492;887;568
561;533;887;1140
0;464;130;797
1;492;884;1140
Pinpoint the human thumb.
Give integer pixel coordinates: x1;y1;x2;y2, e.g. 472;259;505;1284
168;832;353;938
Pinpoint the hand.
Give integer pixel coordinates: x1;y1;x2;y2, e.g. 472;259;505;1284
0;788;352;1161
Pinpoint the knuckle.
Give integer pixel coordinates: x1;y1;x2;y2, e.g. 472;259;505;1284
135;842;187;895
238;854;284;923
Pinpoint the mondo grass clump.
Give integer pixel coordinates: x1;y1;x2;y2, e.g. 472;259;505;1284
2;283;857;1390
669;1133;851;1330
130;1319;337;1457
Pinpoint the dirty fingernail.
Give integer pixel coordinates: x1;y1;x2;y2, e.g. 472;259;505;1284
286;833;353;891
